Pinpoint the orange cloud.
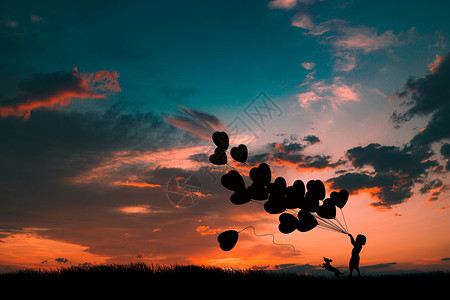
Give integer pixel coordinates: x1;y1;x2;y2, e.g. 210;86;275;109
117;205;153;214
297;78;360;109
113;181;161;188
196;226;216;236
428;54;443;74
0;68;120;120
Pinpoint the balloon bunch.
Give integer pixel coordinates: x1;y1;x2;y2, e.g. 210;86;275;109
208;131;350;252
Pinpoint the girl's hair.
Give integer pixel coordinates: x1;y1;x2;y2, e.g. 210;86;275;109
356;234;366;245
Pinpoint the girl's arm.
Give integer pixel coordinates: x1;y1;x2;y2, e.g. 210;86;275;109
348;234;356;246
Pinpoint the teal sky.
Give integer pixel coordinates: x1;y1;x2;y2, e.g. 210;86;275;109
2;0;447;115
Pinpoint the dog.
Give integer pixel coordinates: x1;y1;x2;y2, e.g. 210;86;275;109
322;257;341;277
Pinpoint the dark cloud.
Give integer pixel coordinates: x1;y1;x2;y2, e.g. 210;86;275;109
328;172;375;194
55;258;69;263
269;141;305;153
419;179;443;194
391;53;450;122
408;106;450;149
250;136;344;170
0;68;120;120
0;109;195;185
441;143;450;157
329;143;438;208
328;172;415;208
302;134;321;145
188;153;209;163
347;143;436;179
391;52;450;150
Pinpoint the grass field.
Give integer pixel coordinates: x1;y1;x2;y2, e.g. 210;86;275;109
1;263;448;295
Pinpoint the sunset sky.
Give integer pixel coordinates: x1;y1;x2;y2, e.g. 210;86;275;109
0;0;449;274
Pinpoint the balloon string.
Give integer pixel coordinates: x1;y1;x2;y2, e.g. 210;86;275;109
334;217;349;234
340;208;349;233
238;226;296;253
316;225;347;234
226;163;237;171
313;214;343;232
317;219;346;234
317;220;347;234
243;162;252;170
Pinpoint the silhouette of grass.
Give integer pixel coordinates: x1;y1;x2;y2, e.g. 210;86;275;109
0;263;448;294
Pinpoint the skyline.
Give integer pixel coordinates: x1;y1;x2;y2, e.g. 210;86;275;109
0;0;449;273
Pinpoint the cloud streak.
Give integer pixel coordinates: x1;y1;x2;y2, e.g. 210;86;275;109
165;106;225;140
0;68;120;120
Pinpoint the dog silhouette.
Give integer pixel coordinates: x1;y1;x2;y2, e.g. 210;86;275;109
322;257;341;277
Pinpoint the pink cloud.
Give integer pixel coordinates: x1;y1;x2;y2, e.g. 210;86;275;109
291;12;337;36
301;62;316;70
297;78;360;109
268;0;297;10
332;26;400;53
269;0;318;10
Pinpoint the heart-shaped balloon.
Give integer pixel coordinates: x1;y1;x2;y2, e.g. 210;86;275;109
209;147;227;165
285;180;305;209
268;177;287;200
264;198;286;214
316;198;336;219
330;191;339;202
249;163;271;186
230;189;251;205
301;191;320;212
246;183;268;200
212;131;229;151
334;190;349;209
306;180;326;200
278;213;299;234
221;170;245;191
297;210;318;232
230;144;248;163
217;230;238;251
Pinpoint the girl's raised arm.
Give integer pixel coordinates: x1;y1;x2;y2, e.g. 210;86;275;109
348;234;356;246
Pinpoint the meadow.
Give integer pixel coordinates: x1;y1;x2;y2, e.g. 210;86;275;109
0;263;447;295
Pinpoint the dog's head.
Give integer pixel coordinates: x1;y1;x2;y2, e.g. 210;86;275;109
323;257;332;263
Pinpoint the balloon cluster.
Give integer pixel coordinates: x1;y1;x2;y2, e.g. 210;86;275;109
209;131;350;252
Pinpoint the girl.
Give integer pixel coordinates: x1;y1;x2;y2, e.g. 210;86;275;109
348;233;366;277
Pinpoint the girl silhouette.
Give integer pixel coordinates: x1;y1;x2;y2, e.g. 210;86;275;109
348;233;366;277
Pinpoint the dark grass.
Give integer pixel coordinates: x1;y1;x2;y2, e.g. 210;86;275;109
1;263;448;294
